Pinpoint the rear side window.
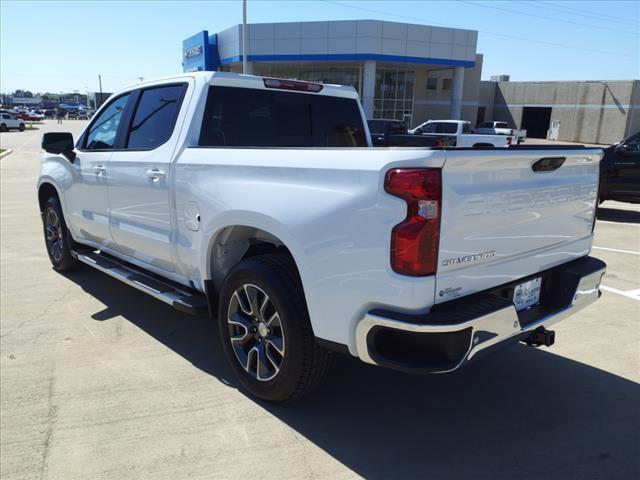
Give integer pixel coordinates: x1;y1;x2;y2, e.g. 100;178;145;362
422;122;457;134
495;122;509;129
126;84;187;150
389;121;406;134
367;120;385;134
199;86;366;147
462;122;472;134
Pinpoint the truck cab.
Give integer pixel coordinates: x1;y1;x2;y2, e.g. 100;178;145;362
409;119;514;147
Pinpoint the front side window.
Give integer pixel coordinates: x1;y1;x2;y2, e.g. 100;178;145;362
126;84;187;149
84;94;130;150
199;86;367;147
462;122;472;134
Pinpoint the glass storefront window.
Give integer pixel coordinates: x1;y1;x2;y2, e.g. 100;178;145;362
373;67;415;121
246;63;415;122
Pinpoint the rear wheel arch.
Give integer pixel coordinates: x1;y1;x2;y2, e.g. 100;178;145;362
207;225;303;294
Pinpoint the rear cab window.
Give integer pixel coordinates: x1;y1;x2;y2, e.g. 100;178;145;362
199;86;366;147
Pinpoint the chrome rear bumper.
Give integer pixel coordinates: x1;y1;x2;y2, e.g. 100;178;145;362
356;256;606;374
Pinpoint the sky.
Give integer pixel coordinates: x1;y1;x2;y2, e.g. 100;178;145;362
1;0;638;94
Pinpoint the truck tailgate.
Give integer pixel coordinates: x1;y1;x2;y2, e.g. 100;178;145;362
435;148;602;303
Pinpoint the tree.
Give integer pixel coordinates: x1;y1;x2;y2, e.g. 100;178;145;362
13;89;34;98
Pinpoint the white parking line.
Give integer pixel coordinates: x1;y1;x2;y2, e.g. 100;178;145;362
597;220;640;227
601;285;640;302
593;246;640;255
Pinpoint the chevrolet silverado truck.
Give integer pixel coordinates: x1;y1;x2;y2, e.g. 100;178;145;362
38;72;606;402
475;121;527;144
409;119;515;147
368;118;455;147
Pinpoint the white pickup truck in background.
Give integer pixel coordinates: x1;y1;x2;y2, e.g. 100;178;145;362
475;120;527;144
408;119;515;147
38;72;605;402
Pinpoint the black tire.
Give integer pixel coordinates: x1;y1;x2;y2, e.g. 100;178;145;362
0;123;6;132
41;195;79;272
19;123;25;131
218;254;330;402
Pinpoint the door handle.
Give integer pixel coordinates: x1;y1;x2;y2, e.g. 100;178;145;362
146;168;166;181
94;165;106;175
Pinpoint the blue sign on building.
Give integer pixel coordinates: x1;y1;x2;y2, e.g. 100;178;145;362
182;31;220;72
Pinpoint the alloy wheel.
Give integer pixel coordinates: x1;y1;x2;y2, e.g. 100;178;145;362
227;283;285;382
45;208;64;263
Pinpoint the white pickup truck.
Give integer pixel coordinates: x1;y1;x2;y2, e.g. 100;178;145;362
475;120;527;144
408;119;515;147
38;72;606;402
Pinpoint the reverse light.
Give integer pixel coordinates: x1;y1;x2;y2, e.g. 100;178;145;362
263;77;324;92
384;168;442;276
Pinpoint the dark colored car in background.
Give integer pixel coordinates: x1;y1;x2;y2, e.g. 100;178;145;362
367;118;453;148
599;131;640;204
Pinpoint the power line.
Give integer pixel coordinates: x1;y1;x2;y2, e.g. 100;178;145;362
320;0;637;59
539;0;640;26
522;0;639;27
459;0;638;35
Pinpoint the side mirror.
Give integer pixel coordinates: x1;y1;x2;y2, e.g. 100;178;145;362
614;143;632;156
42;132;76;162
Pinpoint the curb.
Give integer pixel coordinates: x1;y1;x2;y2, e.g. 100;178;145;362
0;149;13;159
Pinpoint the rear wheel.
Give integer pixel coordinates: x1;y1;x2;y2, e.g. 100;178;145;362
18;123;25;131
218;254;330;402
0;123;6;132
42;196;79;271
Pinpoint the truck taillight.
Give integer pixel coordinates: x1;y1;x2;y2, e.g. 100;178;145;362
384;168;442;276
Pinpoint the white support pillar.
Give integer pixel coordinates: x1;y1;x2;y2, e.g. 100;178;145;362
244;61;254;75
449;66;465;119
362;60;376;118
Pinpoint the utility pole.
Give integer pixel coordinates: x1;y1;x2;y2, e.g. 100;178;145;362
242;0;248;74
98;74;103;109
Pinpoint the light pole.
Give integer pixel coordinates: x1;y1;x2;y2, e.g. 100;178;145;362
98;74;103;109
242;0;248;74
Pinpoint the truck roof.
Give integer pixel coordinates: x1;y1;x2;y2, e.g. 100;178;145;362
210;71;359;99
424;120;470;124
111;71;359;100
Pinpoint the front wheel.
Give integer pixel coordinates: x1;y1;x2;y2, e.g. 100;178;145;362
42;196;79;271
19;123;25;131
0;123;6;132
218;254;330;402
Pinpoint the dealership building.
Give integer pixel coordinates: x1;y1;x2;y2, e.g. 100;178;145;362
183;20;639;144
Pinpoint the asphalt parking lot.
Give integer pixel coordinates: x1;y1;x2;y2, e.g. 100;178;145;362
1;120;639;480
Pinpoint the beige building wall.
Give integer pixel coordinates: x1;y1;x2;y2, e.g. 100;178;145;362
412;54;483;127
481;80;638;144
